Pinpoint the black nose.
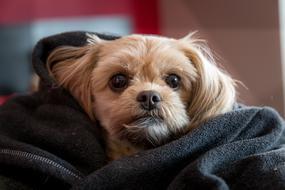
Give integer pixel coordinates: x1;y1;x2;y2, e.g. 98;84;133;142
136;90;161;110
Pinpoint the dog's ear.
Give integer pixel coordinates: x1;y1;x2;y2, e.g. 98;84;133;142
179;32;236;128
47;36;102;120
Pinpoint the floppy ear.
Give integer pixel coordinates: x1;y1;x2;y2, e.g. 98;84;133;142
179;32;236;128
47;40;100;120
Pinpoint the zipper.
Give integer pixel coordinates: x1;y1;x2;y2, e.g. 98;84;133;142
0;149;83;181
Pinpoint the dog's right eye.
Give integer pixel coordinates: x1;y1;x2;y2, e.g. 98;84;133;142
109;74;128;92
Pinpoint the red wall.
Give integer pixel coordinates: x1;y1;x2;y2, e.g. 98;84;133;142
0;0;160;34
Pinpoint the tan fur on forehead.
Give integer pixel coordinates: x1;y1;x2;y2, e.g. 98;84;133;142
99;34;178;60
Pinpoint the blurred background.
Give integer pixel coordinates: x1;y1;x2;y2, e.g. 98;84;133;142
0;0;284;116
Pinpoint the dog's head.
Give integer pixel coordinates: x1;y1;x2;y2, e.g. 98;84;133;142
47;33;236;148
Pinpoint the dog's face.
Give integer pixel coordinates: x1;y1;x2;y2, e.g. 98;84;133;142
47;33;236;148
91;35;197;147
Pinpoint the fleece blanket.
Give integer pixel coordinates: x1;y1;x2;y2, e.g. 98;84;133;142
0;31;285;190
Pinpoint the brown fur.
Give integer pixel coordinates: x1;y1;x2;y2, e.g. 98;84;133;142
47;33;236;160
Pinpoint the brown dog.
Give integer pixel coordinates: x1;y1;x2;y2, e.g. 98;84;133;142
47;33;236;160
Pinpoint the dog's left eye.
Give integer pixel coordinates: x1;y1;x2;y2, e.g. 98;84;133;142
109;74;128;92
165;74;181;89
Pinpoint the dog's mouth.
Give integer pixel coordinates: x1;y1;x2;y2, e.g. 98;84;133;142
118;114;171;148
129;114;164;127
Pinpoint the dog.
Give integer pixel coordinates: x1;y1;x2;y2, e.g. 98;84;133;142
47;32;236;160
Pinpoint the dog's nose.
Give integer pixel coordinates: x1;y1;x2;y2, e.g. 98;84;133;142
136;90;161;110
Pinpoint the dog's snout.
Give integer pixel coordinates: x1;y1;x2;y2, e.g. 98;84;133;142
136;90;161;110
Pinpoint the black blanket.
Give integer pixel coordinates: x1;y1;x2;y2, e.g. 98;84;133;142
0;31;285;190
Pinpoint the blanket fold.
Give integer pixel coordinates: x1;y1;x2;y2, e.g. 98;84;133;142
0;31;284;190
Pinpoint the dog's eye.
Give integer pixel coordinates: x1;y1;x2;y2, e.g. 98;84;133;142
109;74;128;91
165;74;181;89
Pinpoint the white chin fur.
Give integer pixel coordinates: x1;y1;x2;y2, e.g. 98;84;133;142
123;116;186;146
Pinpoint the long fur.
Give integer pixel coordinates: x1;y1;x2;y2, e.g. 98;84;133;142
178;33;236;128
47;45;98;120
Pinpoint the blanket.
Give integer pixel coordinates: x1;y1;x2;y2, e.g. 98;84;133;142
0;31;285;190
